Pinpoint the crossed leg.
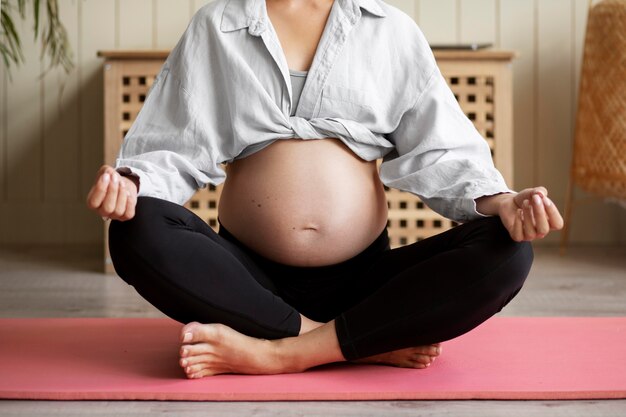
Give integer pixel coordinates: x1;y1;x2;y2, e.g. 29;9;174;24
176;217;532;377
110;197;532;378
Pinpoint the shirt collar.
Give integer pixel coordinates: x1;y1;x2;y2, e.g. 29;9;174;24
358;0;387;17
220;0;386;33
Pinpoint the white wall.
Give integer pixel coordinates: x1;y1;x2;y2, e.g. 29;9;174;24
1;0;624;245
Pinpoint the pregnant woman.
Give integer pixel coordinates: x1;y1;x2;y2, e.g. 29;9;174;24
87;0;563;378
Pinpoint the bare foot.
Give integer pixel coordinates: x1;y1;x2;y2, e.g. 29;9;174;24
178;322;292;378
178;320;435;379
353;343;442;369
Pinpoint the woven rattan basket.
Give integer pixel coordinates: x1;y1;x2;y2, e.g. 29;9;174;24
562;0;626;251
571;0;626;199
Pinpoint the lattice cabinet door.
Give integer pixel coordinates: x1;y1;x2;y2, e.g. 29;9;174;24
100;50;514;272
104;60;162;165
437;56;514;184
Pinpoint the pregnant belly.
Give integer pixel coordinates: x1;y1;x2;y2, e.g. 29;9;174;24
217;138;389;267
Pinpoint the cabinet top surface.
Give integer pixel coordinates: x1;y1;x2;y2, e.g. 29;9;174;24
97;49;517;61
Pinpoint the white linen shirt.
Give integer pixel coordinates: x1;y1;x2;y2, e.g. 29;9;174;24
115;0;514;222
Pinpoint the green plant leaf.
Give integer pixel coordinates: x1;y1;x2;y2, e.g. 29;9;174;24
1;0;75;78
34;0;40;38
17;0;26;18
1;7;24;63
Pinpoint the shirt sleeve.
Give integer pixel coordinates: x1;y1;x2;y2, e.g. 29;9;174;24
379;66;514;223
114;13;226;205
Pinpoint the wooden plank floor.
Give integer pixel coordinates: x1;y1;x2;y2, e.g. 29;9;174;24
0;244;625;416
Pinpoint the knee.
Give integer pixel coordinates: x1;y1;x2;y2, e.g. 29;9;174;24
108;197;174;278
109;197;153;252
474;217;534;299
502;240;534;291
109;196;176;242
488;235;534;309
108;215;144;283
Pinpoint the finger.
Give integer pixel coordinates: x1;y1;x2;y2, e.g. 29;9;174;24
522;199;536;240
514;186;549;208
98;164;113;173
86;173;111;209
113;180;128;219
542;195;564;230
98;165;116;177
95;164;111;179
513;190;528;208
123;189;136;220
533;186;548;199
531;194;550;238
511;208;524;242
100;172;120;216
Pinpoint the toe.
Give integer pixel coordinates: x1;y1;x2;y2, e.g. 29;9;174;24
412;345;439;356
180;342;215;358
180;354;215;368
186;363;207;375
180;322;204;343
421;344;441;357
414;354;433;365
186;369;202;379
180;346;189;358
185;363;219;378
182;323;226;344
189;368;219;379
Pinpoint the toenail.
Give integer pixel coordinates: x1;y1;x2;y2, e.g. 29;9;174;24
186;366;191;373
181;359;187;366
183;332;192;342
182;348;188;357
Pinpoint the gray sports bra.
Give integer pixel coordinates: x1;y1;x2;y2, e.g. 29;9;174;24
289;68;308;116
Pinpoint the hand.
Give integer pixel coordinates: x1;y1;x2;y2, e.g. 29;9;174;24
497;187;564;242
86;165;138;221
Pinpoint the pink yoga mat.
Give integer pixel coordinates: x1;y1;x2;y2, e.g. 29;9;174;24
0;317;625;401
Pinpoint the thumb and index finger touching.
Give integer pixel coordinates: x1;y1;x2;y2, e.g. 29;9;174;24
513;186;564;231
513;186;548;207
86;165;116;209
87;166;136;221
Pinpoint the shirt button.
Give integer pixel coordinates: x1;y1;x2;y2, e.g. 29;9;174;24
247;18;265;36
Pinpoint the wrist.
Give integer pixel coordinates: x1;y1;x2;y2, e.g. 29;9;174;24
116;167;140;193
475;192;515;216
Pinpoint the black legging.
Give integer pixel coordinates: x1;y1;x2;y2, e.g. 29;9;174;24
109;196;533;360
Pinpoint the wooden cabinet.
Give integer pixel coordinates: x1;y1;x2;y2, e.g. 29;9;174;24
99;49;515;273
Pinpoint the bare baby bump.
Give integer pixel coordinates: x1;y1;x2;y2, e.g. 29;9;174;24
217;138;388;266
